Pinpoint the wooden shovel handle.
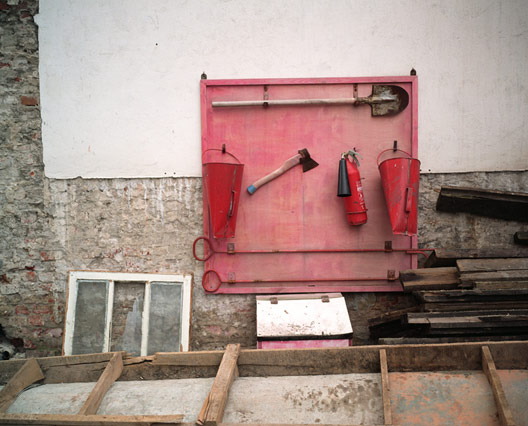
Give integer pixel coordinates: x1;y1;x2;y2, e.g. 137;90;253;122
247;153;302;194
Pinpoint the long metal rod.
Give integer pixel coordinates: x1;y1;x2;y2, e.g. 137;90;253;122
193;237;434;262
230;277;393;283
226;248;431;255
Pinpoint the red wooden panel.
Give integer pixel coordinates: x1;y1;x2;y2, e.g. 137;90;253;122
200;77;418;294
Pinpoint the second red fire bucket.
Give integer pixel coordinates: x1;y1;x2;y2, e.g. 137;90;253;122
202;148;244;238
377;149;420;236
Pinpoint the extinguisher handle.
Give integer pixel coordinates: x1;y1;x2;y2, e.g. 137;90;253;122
376;148;413;167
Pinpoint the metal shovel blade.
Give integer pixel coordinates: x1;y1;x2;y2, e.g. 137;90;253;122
361;85;409;116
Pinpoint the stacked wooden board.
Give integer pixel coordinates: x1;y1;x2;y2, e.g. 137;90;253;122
370;248;528;343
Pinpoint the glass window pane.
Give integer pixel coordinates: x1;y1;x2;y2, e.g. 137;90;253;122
147;282;183;354
71;280;108;354
110;282;144;356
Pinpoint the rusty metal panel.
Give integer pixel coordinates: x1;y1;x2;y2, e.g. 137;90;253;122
390;371;500;426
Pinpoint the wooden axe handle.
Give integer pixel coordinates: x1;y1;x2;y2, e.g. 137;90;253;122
247;153;302;194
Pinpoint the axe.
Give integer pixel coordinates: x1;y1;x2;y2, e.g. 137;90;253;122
247;148;319;194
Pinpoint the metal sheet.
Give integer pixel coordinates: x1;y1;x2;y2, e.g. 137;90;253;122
201;77;418;293
390;371;500;426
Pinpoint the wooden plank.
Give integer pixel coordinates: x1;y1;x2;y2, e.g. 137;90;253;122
415;289;528;303
199;343;241;426
460;270;528;286
379;336;528;345
0;413;183;425
368;307;420;326
423;301;528;312
457;258;528;273
78;352;123;415
379;349;392;425
408;310;528;318
154;350;223;366
482;346;516;426
399;267;459;291
407;315;528;329
0;358;44;412
474;280;528;290
2;342;528;382
436;185;528;222
425;248;528;268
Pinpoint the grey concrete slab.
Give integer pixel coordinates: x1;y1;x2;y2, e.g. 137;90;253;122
5;373;383;424
223;373;383;425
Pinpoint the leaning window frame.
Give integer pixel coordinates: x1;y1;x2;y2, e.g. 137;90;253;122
63;271;192;356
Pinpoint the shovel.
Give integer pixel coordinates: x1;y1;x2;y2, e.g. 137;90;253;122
247;148;319;194
212;85;409;116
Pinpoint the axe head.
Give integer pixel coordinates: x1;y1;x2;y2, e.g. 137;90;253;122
298;148;319;172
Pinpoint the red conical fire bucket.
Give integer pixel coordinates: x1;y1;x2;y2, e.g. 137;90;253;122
202;148;244;238
377;149;420;236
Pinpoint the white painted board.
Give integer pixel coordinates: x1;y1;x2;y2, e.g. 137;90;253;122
256;293;353;338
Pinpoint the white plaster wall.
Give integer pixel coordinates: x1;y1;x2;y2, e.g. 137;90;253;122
37;0;528;178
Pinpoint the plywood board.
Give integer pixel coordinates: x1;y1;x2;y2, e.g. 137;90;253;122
200;77;418;293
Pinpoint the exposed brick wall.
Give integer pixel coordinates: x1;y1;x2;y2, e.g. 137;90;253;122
1;0;526;356
0;0;61;354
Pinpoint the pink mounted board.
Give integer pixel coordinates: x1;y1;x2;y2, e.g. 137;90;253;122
200;76;419;294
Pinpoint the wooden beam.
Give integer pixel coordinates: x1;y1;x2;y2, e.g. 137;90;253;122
0;358;44;412
0;413;183;425
424;248;528;268
398;267;459;291
481;346;516;426
436;185;528;222
457;258;528;273
78;352;123;415
379;349;392;425
197;344;241;426
460;271;528;287
1;342;528;383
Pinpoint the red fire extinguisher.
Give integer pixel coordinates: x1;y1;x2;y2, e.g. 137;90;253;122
337;150;368;226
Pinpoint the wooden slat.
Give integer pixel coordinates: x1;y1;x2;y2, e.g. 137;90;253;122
379;336;528;345
0;413;183;425
198;343;241;426
460;270;528;286
457;258;528;273
415;289;528;303
423;301;528;312
407;315;528;329
399;267;459;291
474;280;528;290
154;350;223;366
0;358;44;412
424;248;528;268
481;346;516;426
379;349;392;425
436;185;528;222
78;352;123;415
2;342;528;383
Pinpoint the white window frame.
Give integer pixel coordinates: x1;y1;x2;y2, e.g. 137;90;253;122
64;271;192;356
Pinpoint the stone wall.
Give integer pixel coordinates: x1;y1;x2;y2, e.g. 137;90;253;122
1;0;527;356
